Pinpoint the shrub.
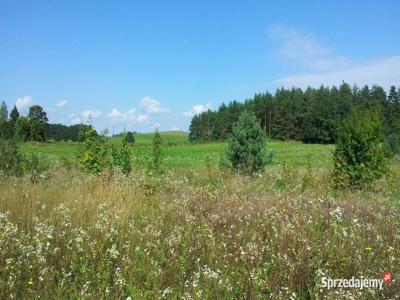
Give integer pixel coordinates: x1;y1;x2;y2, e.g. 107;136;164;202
123;131;135;144
0;139;24;177
151;130;163;172
226;111;267;174
25;153;49;183
333;110;388;188
111;141;132;174
78;128;109;175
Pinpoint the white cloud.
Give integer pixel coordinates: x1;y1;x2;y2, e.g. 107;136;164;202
136;114;150;123
56;100;68;108
139;96;168;114
68;113;75;118
16;96;32;110
269;25;400;89
106;107;150;124
274;55;400;89
82;110;102;119
268;25;353;71
107;108;123;120
183;103;212;117
171;126;180;131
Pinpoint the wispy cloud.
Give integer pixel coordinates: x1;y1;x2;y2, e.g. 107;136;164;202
269;25;400;89
275;55;400;89
16;96;32;110
106;107;150;124
56;100;68;108
183;103;212;117
268;25;353;71
140;96;168;114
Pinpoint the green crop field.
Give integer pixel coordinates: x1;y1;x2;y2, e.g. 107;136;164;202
20;131;335;170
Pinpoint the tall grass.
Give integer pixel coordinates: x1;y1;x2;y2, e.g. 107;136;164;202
1;162;399;298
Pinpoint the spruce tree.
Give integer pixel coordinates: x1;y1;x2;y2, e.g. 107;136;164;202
226;111;267;174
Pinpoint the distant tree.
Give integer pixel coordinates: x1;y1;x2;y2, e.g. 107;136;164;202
188;82;398;144
28;105;48;123
28;105;48;141
14;117;31;141
151;130;163;171
10;105;19;124
333;109;388;188
124;131;135;144
226;111;267;174
387;86;400;133
0;120;13;140
0;101;8;121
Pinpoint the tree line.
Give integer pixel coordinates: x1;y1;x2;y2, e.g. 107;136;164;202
188;83;400;144
0;102;92;142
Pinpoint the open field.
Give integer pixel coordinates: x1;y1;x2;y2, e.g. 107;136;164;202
20;131;335;170
1;132;400;298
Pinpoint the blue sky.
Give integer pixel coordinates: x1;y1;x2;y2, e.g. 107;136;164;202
1;0;399;133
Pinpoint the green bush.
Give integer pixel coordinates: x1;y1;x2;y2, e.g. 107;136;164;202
0;139;24;177
226;111;267;174
123;131;135;144
78;128;109;175
25;153;49;183
111;141;132;174
333;110;388;188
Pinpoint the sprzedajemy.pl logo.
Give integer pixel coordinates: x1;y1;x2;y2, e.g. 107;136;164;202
321;272;393;290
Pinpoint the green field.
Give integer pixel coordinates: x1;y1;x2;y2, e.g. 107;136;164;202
20;131;335;170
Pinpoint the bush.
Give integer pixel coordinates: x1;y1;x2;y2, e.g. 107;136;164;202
25;153;49;183
333;110;388;188
226;111;267;174
123;131;135;144
78;128;109;175
0;139;24;177
111;141;132;174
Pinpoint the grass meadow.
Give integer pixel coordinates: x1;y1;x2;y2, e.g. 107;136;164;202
1;131;400;299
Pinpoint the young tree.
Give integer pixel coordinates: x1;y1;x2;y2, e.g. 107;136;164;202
226;111;267;174
0;101;8;121
333;109;388;188
124;131;135;144
14;117;31;141
79;128;108;175
111;139;132;174
10;105;20;125
152;130;163;171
